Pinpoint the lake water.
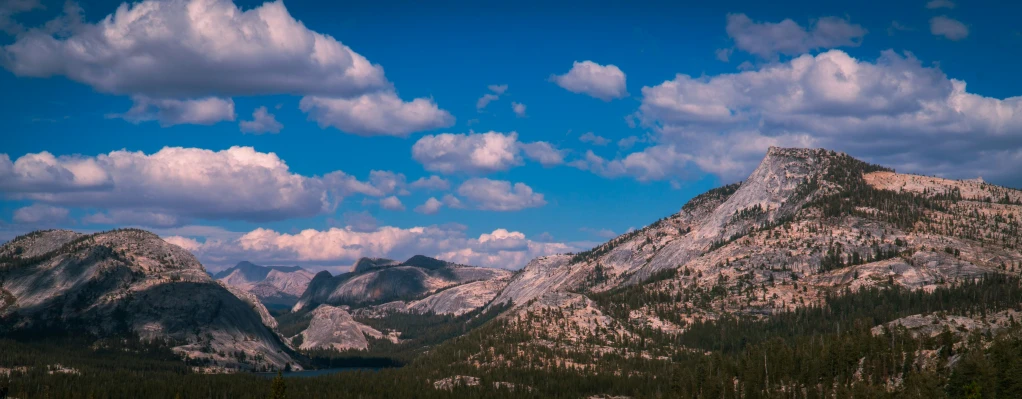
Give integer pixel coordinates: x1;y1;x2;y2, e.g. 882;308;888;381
255;367;383;378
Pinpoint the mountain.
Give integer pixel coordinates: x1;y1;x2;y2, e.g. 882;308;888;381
293;255;511;312
284;255;511;352
215;261;315;307
407;147;1022;393
0;229;295;371
493;147;1018;311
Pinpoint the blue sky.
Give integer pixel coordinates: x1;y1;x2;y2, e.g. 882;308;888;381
1;0;1020;272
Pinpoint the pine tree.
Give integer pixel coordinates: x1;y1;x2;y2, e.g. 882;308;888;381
269;371;286;399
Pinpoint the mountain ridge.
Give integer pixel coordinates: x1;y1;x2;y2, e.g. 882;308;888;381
215;261;315;308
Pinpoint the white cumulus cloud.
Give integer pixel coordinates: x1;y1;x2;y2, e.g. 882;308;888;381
0;0;453;132
1;0;388;98
457;178;546;211
0;146;407;222
551;61;628;101
520;142;566;167
409;175;450;191
412;131;566;174
412;131;523;174
631;49;1022;183
240;106;284;134
414;197;443;215
300;92;454;137
379;196;405;211
111;96;235;127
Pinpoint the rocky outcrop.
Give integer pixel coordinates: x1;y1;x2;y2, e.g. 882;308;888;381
0;229;296;371
872;309;1022;339
297;305;396;351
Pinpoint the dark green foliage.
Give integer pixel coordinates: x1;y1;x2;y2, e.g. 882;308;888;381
269;371;286;399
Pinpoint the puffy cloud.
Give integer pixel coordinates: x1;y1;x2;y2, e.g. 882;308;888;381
164;235;202;251
12;204;69;224
0;151;111;193
725;13;866;58
551;61;628;101
1;0;454;131
1;0;387;99
111;96;235;127
412;131;566;174
570;145;694;182
633;49;1022;183
409;175;450;191
511;102;527;117
412;131;523;174
378;196;405;211
520;142;566;167
930;16;968;40
172;224;582;270
413;197;443;215
457;178;546;211
83;210;182;228
0;146;404;222
579;132;610;146
442;194;465;209
368;170;408;196
300;92;454;137
926;0;955;9
240;106;283;134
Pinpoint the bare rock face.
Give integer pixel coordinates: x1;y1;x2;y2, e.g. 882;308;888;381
489;148;837;309
872;309;1022;339
215;261;315;307
363;277;511;317
220;283;279;330
297;304;393;351
293;255;511;312
0;229;296;371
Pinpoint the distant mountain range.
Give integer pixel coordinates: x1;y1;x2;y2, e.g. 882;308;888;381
214;261;315;308
285;255;511;351
294;255;511;312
